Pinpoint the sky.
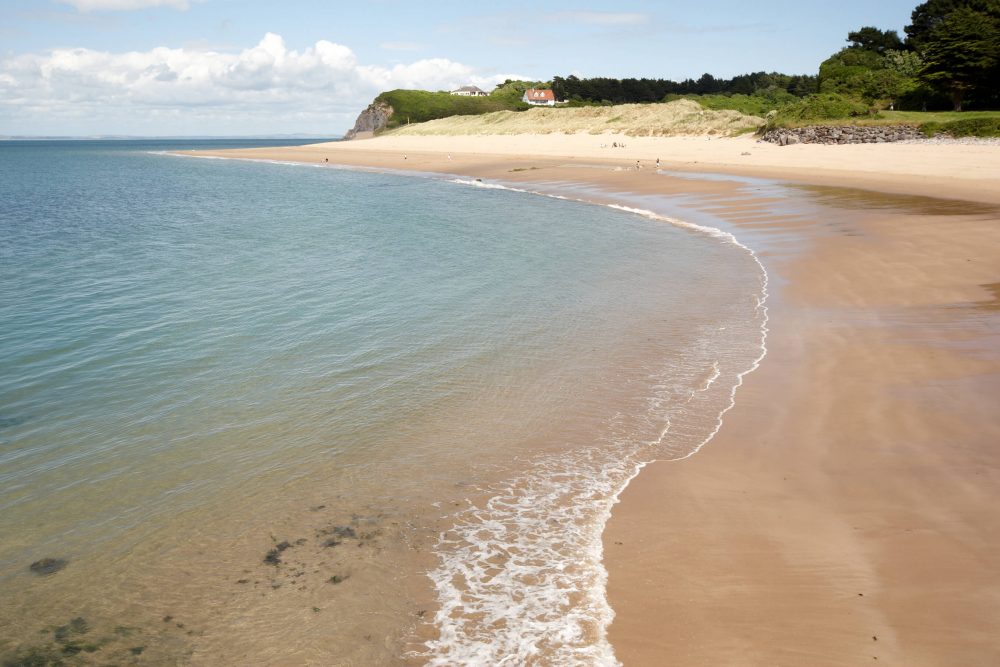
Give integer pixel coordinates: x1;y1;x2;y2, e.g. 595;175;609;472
0;0;920;136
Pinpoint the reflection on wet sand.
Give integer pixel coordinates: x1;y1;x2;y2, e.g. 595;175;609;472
976;283;1000;311
789;184;1000;217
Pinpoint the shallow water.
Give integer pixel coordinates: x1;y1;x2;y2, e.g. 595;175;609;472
0;141;766;664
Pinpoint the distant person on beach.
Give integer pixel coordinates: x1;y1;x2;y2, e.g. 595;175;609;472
656;158;660;169
325;158;328;163
636;160;640;170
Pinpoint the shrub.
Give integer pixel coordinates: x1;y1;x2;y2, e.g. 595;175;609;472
770;93;870;126
921;117;1000;137
690;90;797;117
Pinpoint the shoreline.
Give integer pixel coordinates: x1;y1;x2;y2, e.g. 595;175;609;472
181;133;1000;206
185;134;1000;664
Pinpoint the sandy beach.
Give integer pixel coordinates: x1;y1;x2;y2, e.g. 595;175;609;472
188;133;1000;665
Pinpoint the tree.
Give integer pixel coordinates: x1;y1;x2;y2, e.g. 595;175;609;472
918;6;1000;109
864;50;924;106
907;0;972;48
818;47;884;94
847;26;906;52
906;0;1000;48
694;73;723;95
884;49;924;78
788;74;819;96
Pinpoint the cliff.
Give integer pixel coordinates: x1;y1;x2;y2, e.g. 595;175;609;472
344;100;394;140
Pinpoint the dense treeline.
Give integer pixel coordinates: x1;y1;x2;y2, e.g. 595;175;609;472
819;0;999;110
550;72;818;105
547;1;998;112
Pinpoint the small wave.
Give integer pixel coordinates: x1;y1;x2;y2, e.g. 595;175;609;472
160;152;328;169
422;448;624;666
442;177;771;463
697;361;722;393
424;176;770;664
419;333;761;664
447;177;523;191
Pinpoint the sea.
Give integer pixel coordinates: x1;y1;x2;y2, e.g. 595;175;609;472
0;139;767;665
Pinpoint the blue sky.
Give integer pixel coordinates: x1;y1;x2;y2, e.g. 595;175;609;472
1;0;919;136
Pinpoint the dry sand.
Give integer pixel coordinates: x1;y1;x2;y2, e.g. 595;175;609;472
188;132;1000;203
187;134;1000;665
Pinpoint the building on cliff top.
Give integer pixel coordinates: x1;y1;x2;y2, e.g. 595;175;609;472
522;89;556;106
451;86;487;97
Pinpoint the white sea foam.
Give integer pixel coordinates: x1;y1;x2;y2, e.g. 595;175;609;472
698;361;722;393
419;332;764;664
160;151;334;170
419;176;770;665
447;177;523;191
602;204;771;462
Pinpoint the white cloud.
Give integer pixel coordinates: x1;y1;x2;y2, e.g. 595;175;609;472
0;33;522;134
58;0;190;11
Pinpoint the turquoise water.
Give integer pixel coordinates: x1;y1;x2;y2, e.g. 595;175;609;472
0;141;766;664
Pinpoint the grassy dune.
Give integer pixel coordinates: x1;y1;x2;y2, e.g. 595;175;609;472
385;100;765;137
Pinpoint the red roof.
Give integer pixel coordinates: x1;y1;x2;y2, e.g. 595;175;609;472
525;89;555;101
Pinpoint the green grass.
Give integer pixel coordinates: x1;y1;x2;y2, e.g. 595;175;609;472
376;89;527;131
754;95;1000;135
785;109;1000;134
767;93;870;127
879;110;1000;124
920;116;1000;137
679;92;797;118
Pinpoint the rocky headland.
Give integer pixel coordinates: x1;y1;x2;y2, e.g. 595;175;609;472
343;100;394;140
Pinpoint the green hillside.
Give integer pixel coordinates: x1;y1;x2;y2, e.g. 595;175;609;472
376;89;528;131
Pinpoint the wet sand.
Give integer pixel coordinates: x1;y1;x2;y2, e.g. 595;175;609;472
187;135;1000;665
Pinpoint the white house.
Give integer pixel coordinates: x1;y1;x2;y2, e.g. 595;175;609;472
522;89;556;106
451;86;488;97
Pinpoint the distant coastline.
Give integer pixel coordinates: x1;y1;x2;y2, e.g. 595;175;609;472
0;134;340;141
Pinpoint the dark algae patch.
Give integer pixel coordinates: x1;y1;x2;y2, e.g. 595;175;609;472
1;615;195;666
4;503;426;665
263;540;293;566
240;510;398;617
2;617;95;666
0;415;29;431
28;559;67;576
328;526;357;539
54;617;89;641
2;644;67;667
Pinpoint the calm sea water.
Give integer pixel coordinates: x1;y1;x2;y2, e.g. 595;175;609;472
0;140;766;665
